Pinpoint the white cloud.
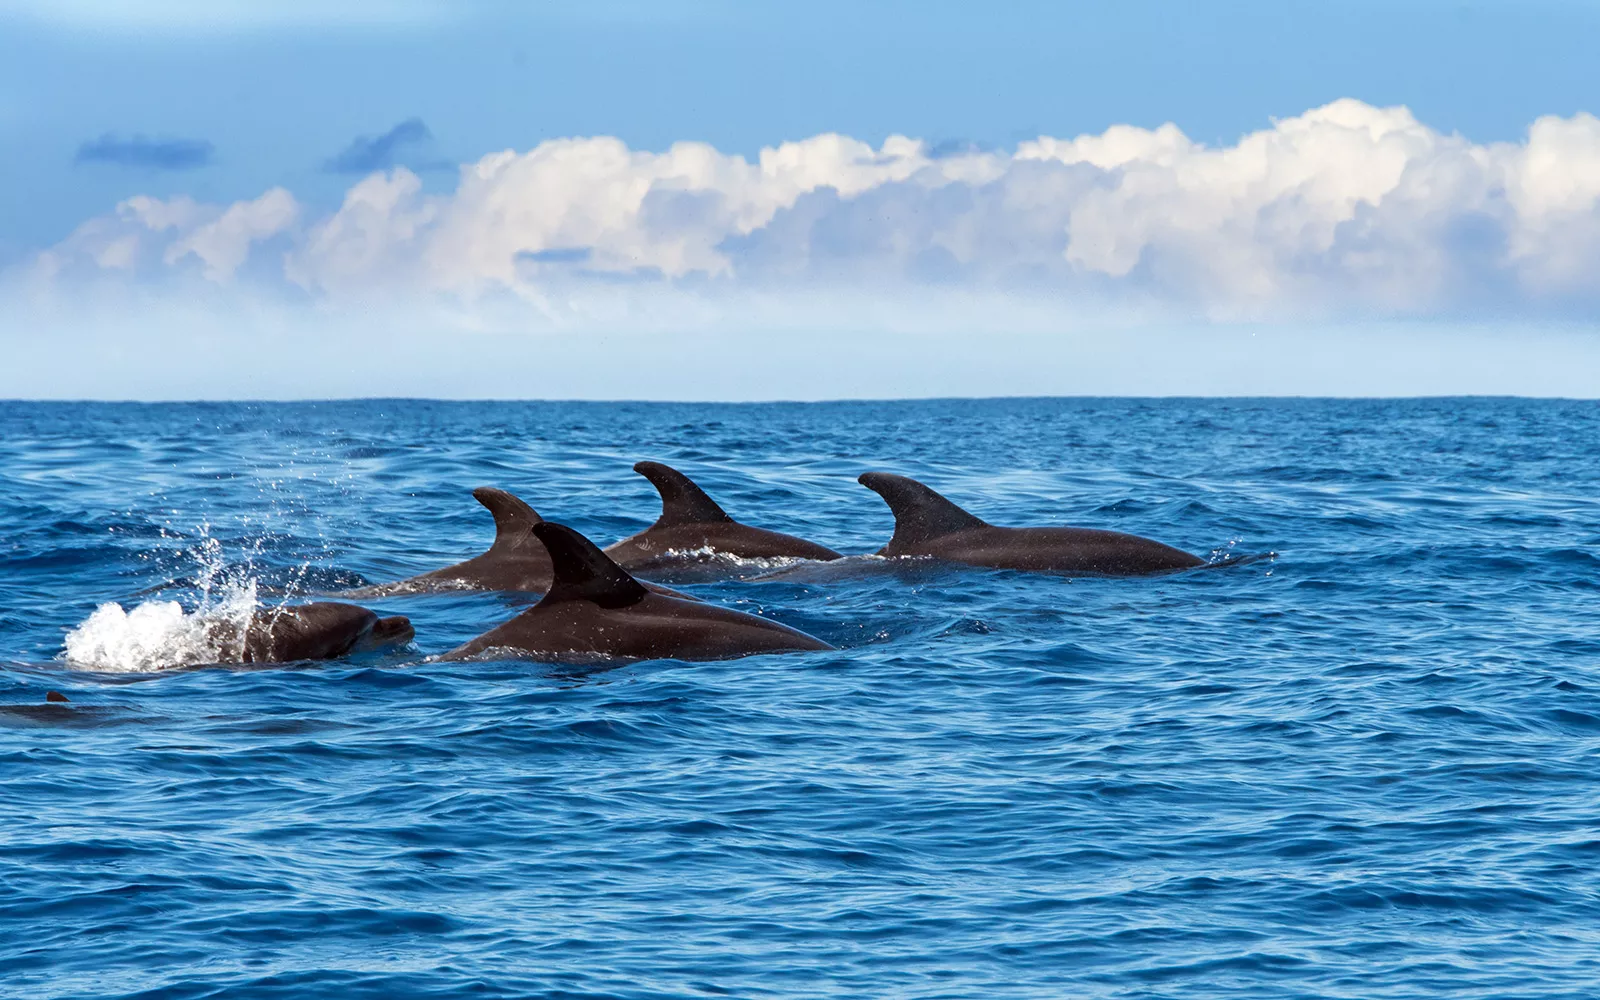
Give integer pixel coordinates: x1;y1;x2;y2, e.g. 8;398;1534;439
164;188;298;281
31;188;297;285
19;99;1600;320
286;170;436;295
1503;112;1600;292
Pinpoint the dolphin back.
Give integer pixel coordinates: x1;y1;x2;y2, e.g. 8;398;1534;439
473;486;544;553
634;462;734;527
243;602;379;662
857;472;986;553
533;522;651;609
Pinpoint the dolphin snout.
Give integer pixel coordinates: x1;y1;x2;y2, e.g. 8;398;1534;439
369;615;415;647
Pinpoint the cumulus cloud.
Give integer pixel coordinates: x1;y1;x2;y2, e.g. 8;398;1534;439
323;118;447;175
22;99;1600;320
32;188;297;284
162;188;299;281
74;133;214;170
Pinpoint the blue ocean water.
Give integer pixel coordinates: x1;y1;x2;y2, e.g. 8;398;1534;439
2;397;1599;999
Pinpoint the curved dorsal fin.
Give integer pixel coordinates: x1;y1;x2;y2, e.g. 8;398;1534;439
634;462;734;527
857;472;986;548
46;690;70;703
533;522;650;609
473;487;544;552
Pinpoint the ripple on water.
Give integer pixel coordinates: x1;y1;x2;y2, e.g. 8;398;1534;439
1;397;1600;999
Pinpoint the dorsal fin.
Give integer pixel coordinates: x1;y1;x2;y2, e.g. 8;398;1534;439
473;487;544;552
857;472;986;549
634;461;734;527
533;522;650;609
46;690;70;703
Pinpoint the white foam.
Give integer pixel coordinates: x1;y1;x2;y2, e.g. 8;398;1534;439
61;510;348;671
64;559;262;673
660;546;807;571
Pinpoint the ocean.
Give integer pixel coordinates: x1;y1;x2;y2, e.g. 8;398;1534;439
2;397;1598;999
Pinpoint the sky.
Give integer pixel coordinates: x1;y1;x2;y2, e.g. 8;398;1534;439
3;0;1600;399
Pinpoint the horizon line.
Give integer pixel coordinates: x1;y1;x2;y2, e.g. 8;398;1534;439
2;392;1593;406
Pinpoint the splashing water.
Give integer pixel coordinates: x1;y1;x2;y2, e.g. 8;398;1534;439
62;524;264;672
10;398;1600;999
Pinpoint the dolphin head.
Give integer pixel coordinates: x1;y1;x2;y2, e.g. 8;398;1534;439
360;615;415;650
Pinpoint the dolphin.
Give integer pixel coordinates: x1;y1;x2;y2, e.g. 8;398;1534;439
343;487;551;596
211;602;415;663
857;472;1204;576
443;521;834;663
602;462;842;577
1;690;75;720
0;691;126;726
343;487;691;599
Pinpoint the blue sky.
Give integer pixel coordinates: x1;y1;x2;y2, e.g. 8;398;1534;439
3;1;1600;398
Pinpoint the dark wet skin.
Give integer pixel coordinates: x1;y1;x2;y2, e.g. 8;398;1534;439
342;487;553;596
3;608;412;726
0;691;130;726
445;522;834;663
0;691;79;723
214;602;415;663
602;462;842;575
857;472;1204;576
342;486;691;599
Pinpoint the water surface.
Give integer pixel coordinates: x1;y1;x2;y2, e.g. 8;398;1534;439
3;398;1598;999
